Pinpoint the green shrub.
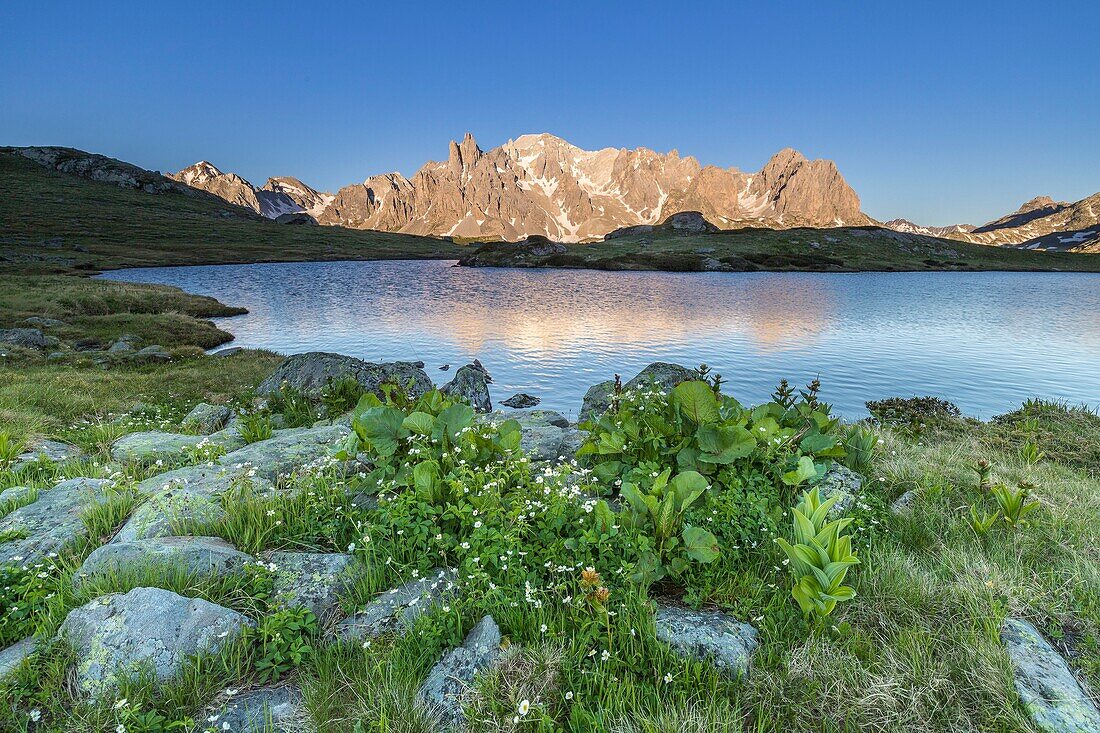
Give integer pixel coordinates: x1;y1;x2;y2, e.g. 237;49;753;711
237;411;273;444
776;487;859;620
245;606;318;683
320;376;366;417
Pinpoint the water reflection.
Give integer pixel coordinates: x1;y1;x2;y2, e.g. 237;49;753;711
99;261;1100;418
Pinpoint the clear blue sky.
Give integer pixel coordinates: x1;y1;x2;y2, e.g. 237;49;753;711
2;1;1097;225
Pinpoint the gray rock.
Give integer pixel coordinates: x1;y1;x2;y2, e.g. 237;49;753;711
22;316;66;328
11;439;83;472
1001;618;1100;733
815;464;861;517
417;616;503;731
74;536;255;589
110;429;244;464
0;478;115;565
212;347;243;358
258;352;432;399
0;485;35;507
0;327;57;350
891;490;917;516
501;393;540;409
485;409;574;463
204;685;305;732
59;587;253;698
0;636;36;680
336;568;457;641
107;339;135;354
216;423;350;481
268;551;358;623
580;362;701;421
560;427;587;462
181;403;232;434
441;360;493;413
132;345;172;363
654;604;759;679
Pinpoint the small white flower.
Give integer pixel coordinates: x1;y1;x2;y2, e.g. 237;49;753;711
518;699;530;716
663;672;673;683
29;709;42;722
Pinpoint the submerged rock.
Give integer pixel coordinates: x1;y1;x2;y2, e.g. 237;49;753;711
181;402;232;434
59;587;253;698
336;568;457;641
501;393;540;409
418;615;503;730
1001;618;1100;733
267;551;359;623
74;536;254;589
654;603;759;679
441;360;493;413
257;352;432;399
0;478;115;565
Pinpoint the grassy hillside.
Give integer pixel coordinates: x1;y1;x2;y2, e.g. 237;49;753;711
458;226;1100;272
0;149;464;271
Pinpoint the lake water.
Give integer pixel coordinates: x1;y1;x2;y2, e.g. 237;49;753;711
99;261;1100;419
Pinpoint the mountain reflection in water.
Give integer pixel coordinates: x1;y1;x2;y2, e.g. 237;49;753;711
99;261;1100;418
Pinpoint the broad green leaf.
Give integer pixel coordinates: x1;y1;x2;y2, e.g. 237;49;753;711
696;424;756;464
402;411;435;435
354;406;408;457
782;455;818;486
683;525;720;563
671;381;721;425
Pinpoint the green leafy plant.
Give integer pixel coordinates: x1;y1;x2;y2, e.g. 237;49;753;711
777;487;860;620
246;606;318;683
842;424;877;474
618;469;719;585
967;504;1000;536
1018;438;1044;465
267;384;317;428
238;411;273;444
116;701;192;732
320;375;366;417
991;482;1041;529
972;458;993;491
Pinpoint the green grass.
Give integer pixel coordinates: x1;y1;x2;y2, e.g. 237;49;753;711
457;225;1100;272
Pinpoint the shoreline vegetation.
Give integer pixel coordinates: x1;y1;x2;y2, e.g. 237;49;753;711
0;350;1097;732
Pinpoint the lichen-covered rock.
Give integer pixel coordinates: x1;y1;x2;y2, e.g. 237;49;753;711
11;439;83;472
441;361;493;413
501;393;540;409
74;536;254;589
417;616;503;730
0;327;57;350
1001;618;1100;733
182;403;232;434
336;568;457;641
891;490;917;516
216;424;350;481
257;352;432;399
815;463;861;516
655;604;759;679
0;478;115;565
0;485;34;507
132;345;172;363
204;685;304;732
268;551;358;623
580;363;701;420
22;316;66;328
110;430;245;464
0;636;36;680
485;409;575;463
59;587;253;698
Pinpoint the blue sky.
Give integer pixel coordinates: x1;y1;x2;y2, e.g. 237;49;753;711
2;1;1097;225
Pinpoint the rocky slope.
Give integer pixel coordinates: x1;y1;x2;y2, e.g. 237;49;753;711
884;193;1100;252
176;133;870;242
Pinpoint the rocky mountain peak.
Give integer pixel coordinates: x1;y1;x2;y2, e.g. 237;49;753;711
448;132;483;178
1016;195;1058;213
174;161;224;186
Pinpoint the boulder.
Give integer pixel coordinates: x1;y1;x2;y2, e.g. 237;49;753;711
59;587;253;698
1001;618;1100;733
205;685;305;732
21;316;66;328
74;536;254;589
418;616;503;730
891;490;917;516
268;551;359;623
485;409;575;463
212;347;243;358
815;464;861;517
275;212;317;225
11;439;82;472
0;636;36;680
182;403;232;434
0;327;57;350
441;360;492;413
0;485;34;507
654;604;759;679
580;362;701;421
132;345;172;363
110;429;244;464
0;478;115;565
336;568;457;641
501;393;540;409
107;339;135;354
257;352;431;399
216;423;350;481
